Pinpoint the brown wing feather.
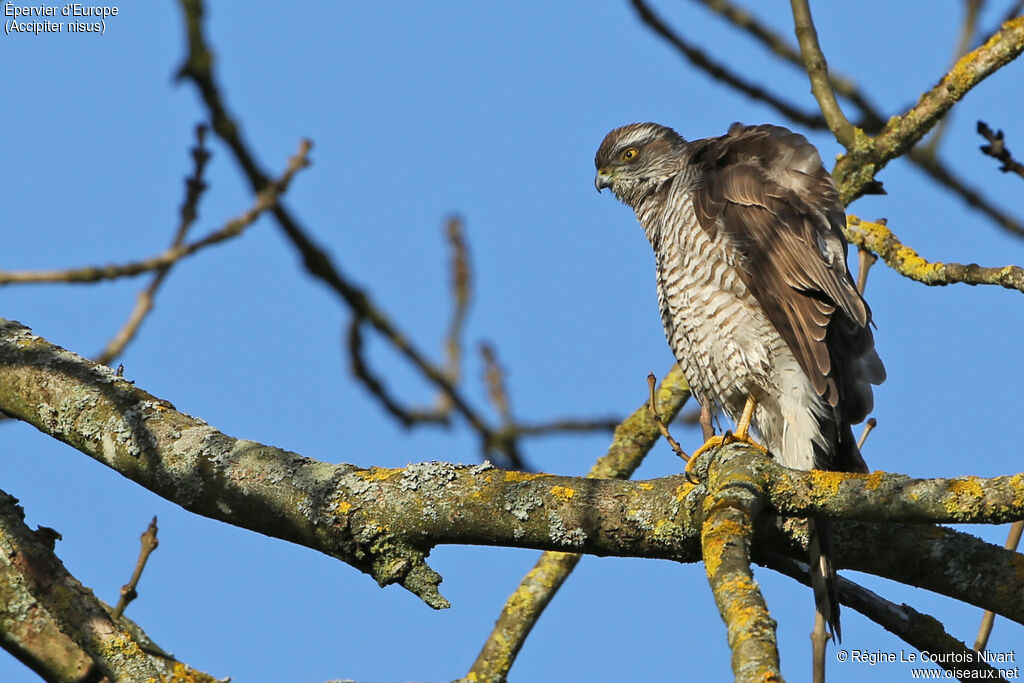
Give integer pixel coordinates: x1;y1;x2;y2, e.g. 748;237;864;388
692;124;872;415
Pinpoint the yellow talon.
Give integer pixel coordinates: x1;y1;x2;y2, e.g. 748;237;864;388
685;396;767;480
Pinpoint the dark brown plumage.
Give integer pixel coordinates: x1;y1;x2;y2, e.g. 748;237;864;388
595;121;885;640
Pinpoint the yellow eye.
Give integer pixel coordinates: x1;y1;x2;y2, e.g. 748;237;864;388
621;148;639;162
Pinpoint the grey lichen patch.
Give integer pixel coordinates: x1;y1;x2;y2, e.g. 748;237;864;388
399;461;458;493
503;486;543;521
547;511;586;548
626;504;654;530
469;460;496;474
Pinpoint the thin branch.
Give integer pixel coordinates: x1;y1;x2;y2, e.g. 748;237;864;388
480;343;513;427
973;519;1024;650
856;417;877;451
630;0;829;130
767;556;1005;681
907;147;1024;239
95;124;212;366
438;216;471;414
687;0;886;131
845;215;1024;292
921;0;985;157
112;517;160;619
175;0;525;467
856;247;876;294
0;138;312;286
789;0;856;148
646;372;689;462
978;120;1024;179
465;368;692;682
347;315;450;428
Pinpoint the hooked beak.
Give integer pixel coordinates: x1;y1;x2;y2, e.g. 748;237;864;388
595;168;613;193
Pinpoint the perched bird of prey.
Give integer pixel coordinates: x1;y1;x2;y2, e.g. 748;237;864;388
595;122;884;640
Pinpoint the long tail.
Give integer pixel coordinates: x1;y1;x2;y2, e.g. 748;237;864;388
808;516;841;642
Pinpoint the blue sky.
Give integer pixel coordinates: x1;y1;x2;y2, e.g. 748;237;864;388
3;2;1023;681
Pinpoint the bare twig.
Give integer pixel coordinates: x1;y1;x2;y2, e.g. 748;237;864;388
922;0;985;157
0;138;312;286
95;125;213;366
789;0;857;148
767;555;1005;680
480;343;513;426
112;517;160;619
347;316;449;427
438;216;471;414
978;121;1024;179
907;147;1024;239
647;372;689;462
857;417;877;451
175;0;528;467
845;215;1024;292
973;519;1024;650
687;0;886;131
856;247;877;295
630;0;829;130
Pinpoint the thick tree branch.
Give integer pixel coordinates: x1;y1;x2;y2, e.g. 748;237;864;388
701;446;780;681
845;215;1024;292
789;0;856;148
2;319;1022;628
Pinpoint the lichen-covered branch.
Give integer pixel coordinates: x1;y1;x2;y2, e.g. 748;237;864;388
0;138;310;286
0;319;703;611
701;445;780;682
2;319;1022;632
465;368;691;682
0;491;164;681
0;492;217;683
682;0;1024;238
845;216;1024;293
835;522;1024;625
834;16;1024;202
789;0;856;148
767;556;1003;679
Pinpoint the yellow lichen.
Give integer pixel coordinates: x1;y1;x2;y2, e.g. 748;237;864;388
550;485;575;501
638;482;654;491
356;467;400;482
808;469;844;500
336;500;352;514
503;470;545;482
863;471;887;491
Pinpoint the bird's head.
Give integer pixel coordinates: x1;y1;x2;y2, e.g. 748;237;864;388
594;122;687;205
